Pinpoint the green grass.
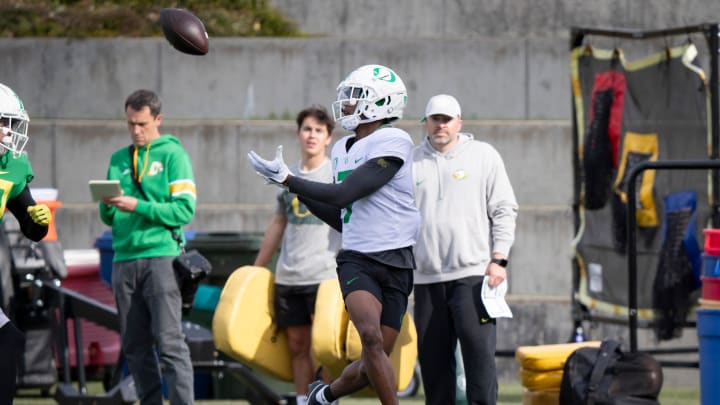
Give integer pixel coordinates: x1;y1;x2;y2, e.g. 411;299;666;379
14;382;699;405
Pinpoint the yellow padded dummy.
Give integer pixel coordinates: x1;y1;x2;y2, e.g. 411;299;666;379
515;341;601;371
311;278;350;377
519;368;564;391
346;313;418;393
212;266;292;382
521;388;560;405
312;278;418;394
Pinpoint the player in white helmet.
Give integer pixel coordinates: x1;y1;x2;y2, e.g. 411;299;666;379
248;64;419;405
0;83;52;404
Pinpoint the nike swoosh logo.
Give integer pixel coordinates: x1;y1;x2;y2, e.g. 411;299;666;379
346;276;360;286
268;168;279;174
415;180;424;186
354;158;363;163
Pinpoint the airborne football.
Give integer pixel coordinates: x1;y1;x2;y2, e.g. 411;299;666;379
159;8;209;55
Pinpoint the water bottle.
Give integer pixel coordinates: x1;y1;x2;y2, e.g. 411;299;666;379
572;326;585;342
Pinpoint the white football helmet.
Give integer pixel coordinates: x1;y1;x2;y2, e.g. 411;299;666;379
332;64;407;131
0;83;29;157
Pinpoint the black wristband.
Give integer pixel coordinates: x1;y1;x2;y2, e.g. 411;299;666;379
490;258;508;268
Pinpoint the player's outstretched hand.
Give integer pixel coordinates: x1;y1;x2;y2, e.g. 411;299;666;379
27;204;52;226
247;145;291;185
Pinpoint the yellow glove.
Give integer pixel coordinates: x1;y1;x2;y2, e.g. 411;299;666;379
27;204;52;226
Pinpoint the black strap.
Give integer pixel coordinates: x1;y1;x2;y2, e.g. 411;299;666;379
586;339;621;405
128;145;185;252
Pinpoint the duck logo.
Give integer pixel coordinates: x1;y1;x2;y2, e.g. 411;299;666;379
148;161;164;176
291;196;311;218
452;170;467;181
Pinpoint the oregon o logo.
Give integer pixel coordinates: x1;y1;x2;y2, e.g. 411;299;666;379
373;67;396;82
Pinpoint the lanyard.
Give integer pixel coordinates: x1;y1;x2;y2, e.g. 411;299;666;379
132;144;151;183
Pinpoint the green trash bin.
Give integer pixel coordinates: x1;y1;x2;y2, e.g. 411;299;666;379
183;284;223;330
185;232;273;287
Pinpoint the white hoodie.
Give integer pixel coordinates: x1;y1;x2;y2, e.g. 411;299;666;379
412;133;518;284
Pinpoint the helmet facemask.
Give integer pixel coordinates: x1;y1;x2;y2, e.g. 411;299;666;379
0;114;28;158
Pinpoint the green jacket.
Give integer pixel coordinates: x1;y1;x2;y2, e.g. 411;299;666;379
99;134;196;261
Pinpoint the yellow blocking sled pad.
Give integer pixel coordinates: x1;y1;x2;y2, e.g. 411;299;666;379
346;314;418;394
311;278;350;378
212;266;293;382
312;278;418;393
519;368;564;391
515;341;601;371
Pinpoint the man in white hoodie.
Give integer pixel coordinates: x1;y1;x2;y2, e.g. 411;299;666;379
412;94;518;405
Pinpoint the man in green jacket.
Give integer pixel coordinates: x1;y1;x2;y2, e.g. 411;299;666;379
99;89;197;405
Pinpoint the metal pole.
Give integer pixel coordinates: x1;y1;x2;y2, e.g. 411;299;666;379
626;159;720;352
706;24;720;226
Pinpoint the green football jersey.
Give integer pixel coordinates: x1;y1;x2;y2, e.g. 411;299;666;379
0;152;34;220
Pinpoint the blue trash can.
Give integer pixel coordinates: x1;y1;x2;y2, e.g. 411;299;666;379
697;308;720;405
94;230;197;286
94;231;114;286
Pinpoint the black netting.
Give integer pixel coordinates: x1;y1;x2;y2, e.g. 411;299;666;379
652;208;696;340
573;42;709;320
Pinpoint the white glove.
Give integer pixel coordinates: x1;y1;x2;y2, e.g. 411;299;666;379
247;145;291;185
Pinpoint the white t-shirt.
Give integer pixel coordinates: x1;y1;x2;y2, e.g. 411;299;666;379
331;126;419;252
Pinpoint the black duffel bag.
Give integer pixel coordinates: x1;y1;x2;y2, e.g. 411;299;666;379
559;339;663;405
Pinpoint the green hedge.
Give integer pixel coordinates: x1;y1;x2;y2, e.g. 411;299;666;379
0;0;301;38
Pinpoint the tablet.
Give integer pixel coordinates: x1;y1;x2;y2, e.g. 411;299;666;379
89;180;122;202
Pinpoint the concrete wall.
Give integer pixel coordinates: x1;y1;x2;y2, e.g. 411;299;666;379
0;37;571;120
271;0;720;39
5;36;711;122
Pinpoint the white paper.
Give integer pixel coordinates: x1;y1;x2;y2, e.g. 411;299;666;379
481;277;513;318
588;262;603;293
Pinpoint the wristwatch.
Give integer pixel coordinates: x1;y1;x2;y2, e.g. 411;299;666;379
490;258;508;268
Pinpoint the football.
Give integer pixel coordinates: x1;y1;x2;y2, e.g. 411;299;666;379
159;8;209;55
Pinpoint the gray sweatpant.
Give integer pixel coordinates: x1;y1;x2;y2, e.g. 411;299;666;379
113;257;193;405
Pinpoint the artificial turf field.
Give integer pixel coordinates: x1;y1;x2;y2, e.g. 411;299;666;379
15;383;700;404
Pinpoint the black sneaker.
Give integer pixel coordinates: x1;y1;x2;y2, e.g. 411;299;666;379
306;380;327;405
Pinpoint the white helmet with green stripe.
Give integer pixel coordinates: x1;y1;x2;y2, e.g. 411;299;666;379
332;64;407;131
0;83;29;158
